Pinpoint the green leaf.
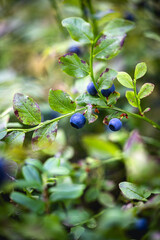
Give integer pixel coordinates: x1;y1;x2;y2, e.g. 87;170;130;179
98;192;114;207
25;158;43;172
13;93;41;126
138;83;154;99
142;107;151;114
10;192;45;213
0;114;9;140
50;183;85;201
76;93;106;107
103;18;135;36
126;91;137;107
49;89;76;114
71;226;85;240
107;91;120;105
134;62;147;80
32;122;58;151
62;17;93;43
98;68;117;90
44;157;60;170
59;53;89;78
14;179;42;190
22;165;42;184
5;131;25;147
119;181;151;201
85;187;99;202
82;135;120;158
117;72;133;88
86;105;98;124
43;157;70;176
93;35;125;60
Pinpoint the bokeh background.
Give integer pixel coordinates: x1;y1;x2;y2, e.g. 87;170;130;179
0;0;160;239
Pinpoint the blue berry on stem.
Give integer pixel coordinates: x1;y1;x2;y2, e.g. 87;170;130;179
124;12;135;21
0;158;7;187
109;118;122;131
68;46;81;56
70;113;86;129
101;84;115;97
135;218;148;231
87;82;98;96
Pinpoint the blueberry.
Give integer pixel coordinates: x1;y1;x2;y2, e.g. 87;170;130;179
124;12;135;21
68;46;81;56
135;218;148;231
0;158;7;187
87;82;98;96
70;113;86;129
109;118;122;131
101;84;115;97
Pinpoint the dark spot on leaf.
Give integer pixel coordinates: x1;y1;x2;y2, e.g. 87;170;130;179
81;60;86;64
95;35;107;46
51;129;57;134
70;100;74;104
59;53;74;64
35;102;40;112
120;34;127;48
63;52;74;57
14;110;19;118
32;135;39;144
100;68;109;77
58;58;62;64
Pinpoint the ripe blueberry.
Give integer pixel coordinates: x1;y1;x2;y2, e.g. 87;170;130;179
109;118;122;131
70;113;86;129
68;46;81;56
87;82;98;96
124;12;135;21
135;218;148;231
0;158;7;187
101;84;115;97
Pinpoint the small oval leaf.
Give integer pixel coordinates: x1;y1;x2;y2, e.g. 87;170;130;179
13;93;41;126
134;62;147;80
49;89;76;114
59;53;89;78
32;122;58;151
103;18;135;36
107;91;120;105
76;93;106;107
22;165;41;184
98;68;117;90
5;131;25;147
62;17;94;43
126;91;137;107
86;105;98;124
117;72;133;88
119;181;151;201
138;83;154;99
50;183;85;201
93;35;125;60
10;192;45;213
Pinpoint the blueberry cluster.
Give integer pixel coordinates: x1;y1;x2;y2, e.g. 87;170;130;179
70;81;122;131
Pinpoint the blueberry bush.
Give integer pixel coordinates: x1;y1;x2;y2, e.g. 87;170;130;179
0;0;160;239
